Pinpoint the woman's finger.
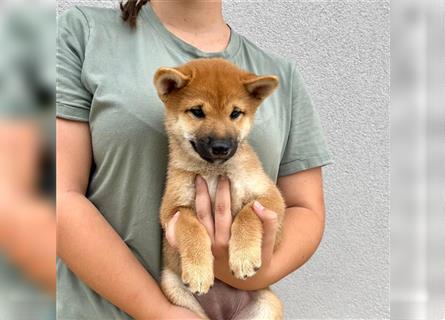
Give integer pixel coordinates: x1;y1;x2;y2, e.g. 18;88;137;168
214;176;232;249
195;175;214;242
165;211;180;248
252;201;278;265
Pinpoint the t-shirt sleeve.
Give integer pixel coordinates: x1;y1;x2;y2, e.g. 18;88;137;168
278;64;333;176
56;6;92;122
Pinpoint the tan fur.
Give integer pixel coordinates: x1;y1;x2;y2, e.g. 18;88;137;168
154;58;285;319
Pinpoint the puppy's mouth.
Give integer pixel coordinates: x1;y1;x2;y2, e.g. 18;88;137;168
190;140;198;152
189;139;237;163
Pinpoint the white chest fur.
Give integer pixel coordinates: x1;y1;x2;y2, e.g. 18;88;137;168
203;175;219;206
171;145;270;216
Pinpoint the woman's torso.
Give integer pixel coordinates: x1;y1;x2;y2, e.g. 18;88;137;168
57;5;295;319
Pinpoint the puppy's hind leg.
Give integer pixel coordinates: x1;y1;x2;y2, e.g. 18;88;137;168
234;289;283;320
161;269;209;319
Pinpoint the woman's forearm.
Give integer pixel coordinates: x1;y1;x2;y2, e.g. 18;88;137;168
57;191;170;319
215;206;324;291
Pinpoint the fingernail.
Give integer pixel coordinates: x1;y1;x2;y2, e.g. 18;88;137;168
196;175;203;185
174;211;180;217
219;175;228;182
253;201;264;212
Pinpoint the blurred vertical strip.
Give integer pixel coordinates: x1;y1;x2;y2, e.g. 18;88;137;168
0;1;56;320
391;0;445;319
391;0;428;317
426;0;445;318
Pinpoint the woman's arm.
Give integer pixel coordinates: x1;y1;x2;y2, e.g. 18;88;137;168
212;167;326;290
57;118;199;319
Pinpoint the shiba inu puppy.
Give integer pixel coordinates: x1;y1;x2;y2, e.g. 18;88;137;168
154;58;285;319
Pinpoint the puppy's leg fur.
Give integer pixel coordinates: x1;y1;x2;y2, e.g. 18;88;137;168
229;202;262;279
229;185;285;279
161;268;209;319
174;207;214;295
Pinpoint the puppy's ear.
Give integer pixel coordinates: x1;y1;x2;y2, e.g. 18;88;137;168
153;67;190;99
243;75;279;100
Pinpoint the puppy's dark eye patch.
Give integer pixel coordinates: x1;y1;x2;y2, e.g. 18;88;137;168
230;107;244;120
188;106;205;119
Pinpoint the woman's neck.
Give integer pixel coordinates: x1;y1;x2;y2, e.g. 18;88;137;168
150;0;231;53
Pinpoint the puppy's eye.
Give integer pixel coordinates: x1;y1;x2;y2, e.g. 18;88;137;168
230;109;244;120
188;107;205;119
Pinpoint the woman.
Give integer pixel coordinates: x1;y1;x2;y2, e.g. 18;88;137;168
57;0;332;318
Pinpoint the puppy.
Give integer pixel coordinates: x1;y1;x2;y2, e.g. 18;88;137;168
154;58;285;319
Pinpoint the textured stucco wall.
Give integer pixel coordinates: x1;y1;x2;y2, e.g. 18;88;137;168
57;1;390;319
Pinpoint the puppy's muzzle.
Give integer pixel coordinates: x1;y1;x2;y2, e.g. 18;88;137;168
191;136;238;163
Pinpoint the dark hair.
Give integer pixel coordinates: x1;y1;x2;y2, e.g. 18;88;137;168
120;0;149;28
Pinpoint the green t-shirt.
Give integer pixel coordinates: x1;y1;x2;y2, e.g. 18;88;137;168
56;4;332;319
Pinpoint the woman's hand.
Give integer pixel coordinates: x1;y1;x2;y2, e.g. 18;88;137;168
166;168;327;292
165;175;279;289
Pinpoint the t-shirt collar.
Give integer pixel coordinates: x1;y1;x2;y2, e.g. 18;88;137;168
141;3;241;59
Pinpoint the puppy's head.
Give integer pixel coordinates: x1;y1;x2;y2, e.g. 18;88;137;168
153;58;279;164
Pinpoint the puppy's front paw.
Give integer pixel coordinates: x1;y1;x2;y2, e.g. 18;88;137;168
181;261;214;295
229;240;262;280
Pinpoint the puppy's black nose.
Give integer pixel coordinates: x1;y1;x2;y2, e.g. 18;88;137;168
210;140;232;156
194;136;238;162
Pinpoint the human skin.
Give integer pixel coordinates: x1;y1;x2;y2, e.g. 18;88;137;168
153;1;327;290
166;168;326;291
57;119;201;319
150;0;231;53
58;119;326;319
57;2;233;318
57;0;326;317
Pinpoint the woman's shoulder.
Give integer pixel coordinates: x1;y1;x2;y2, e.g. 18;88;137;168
58;5;124;30
236;33;307;98
237;33;296;76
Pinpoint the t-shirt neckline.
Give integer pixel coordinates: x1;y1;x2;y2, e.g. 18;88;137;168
141;3;241;59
